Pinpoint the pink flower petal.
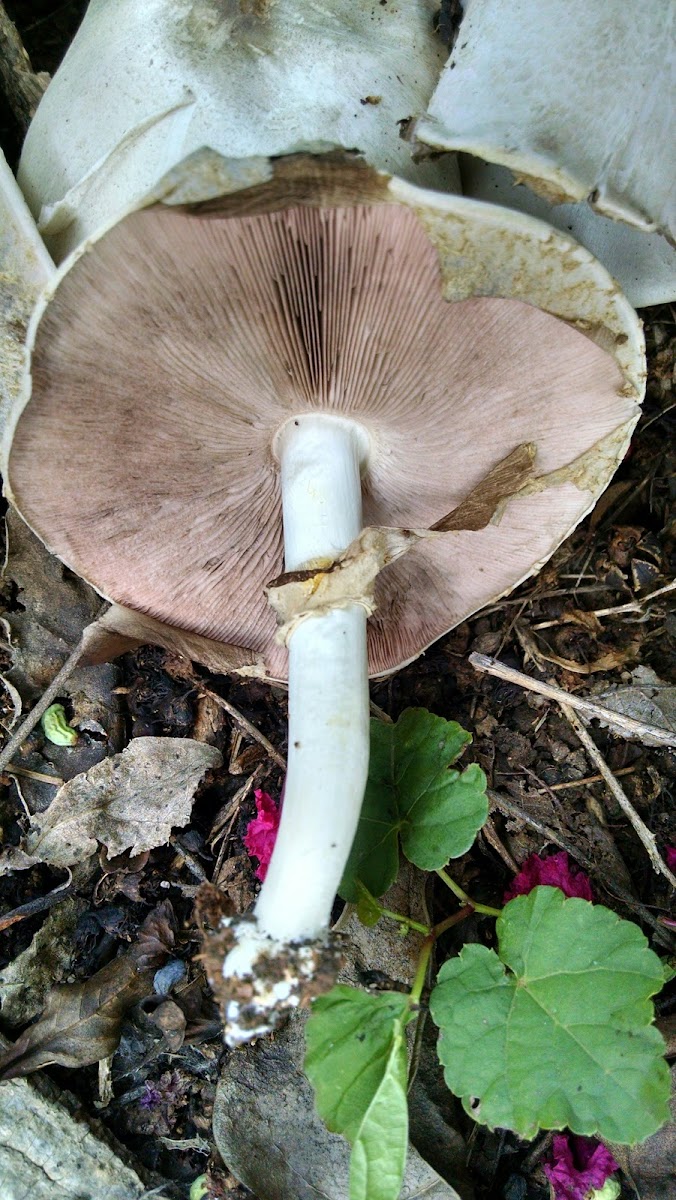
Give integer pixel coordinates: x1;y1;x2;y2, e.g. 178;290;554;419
243;789;280;882
544;1134;619;1200
666;846;676;872
504;850;593;903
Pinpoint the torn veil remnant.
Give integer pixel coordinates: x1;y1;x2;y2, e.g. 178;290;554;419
4;149;644;1044
415;0;676;308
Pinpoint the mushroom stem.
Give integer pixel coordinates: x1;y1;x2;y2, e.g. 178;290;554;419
254;414;370;942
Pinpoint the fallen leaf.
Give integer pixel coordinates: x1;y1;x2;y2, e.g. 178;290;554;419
150;1000;187;1052
593;666;676;746
24;737;222;867
517;621;640;676
431;443;535;531
0;896;86;1026
0;902;174;1079
214;853;256;914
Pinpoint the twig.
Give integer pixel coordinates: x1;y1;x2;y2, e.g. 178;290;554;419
0;2;49;131
560;704;676;888
369;699;393;724
3;765;63;786
487;789;672;944
210;769;264;884
469;652;676;748
199;687;286;770
0;639;90;774
209;766;265;847
169;835;208;882
0;871;72;932
532;578;676;628
477;584;624;618
481;815;519;871
536;766;636;792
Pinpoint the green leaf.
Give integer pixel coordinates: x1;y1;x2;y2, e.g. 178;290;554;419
430;887;670;1144
355;880;383;928
305;985;411;1200
340;709;488;901
593;1181;621;1200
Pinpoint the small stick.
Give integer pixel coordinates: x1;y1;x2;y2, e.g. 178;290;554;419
369;699;393;724
532;578;676;628
538;766;636;791
3;765;63;786
0;639;90;774
481;814;519;871
169;835;208;883
487;789;671;942
560;704;676;888
0;873;72;932
469;652;676;748
199;687;286;770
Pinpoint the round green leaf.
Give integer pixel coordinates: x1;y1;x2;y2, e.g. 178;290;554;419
340;709;488;901
430;888;670;1143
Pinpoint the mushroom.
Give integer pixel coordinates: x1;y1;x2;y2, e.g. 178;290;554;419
5;0;463;756
4;149;644;1042
414;0;676;308
16;0;458;263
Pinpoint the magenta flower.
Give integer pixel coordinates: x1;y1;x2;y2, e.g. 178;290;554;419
544;1134;618;1200
244;789;280;881
666;846;676;872
504;850;593;904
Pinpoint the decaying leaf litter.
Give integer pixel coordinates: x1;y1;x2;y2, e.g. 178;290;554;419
0;5;674;1200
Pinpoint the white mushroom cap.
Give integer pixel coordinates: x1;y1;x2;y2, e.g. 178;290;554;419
18;0;458;261
415;0;676;307
5;154;643;682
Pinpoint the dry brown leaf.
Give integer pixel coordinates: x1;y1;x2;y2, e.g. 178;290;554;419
150;1000;187;1052
0;896;86;1026
23;736;222;868
0;902;174;1079
558;605;604;634
517;621;640;676
593;666;676;746
214;853;257;914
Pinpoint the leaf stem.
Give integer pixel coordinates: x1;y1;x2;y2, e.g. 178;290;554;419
436;867;503;917
380;908;431;935
409;904;474;1006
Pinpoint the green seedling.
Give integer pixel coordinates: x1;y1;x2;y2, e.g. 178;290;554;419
41;703;77;746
